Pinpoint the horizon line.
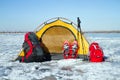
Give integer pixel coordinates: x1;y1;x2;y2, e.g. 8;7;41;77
0;30;120;33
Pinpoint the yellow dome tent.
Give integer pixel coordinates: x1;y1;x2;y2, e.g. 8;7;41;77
18;17;89;58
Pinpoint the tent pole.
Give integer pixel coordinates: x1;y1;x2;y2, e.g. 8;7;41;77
77;17;85;60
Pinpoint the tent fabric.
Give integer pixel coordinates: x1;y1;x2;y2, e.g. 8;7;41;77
19;17;89;57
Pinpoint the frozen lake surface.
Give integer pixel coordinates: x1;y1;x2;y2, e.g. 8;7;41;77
0;33;120;80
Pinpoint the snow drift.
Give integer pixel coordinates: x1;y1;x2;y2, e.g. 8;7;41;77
0;33;120;80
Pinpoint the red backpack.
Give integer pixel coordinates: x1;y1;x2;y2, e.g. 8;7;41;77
89;42;104;62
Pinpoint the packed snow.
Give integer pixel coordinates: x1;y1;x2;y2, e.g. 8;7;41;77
0;33;120;80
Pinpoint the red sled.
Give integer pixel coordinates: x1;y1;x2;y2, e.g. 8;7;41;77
89;42;104;62
63;40;78;59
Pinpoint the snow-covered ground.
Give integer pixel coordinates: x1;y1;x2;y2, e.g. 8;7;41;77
0;33;120;80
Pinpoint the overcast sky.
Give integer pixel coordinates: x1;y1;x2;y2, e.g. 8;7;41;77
0;0;120;31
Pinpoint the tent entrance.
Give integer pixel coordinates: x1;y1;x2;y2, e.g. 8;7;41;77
41;26;76;53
